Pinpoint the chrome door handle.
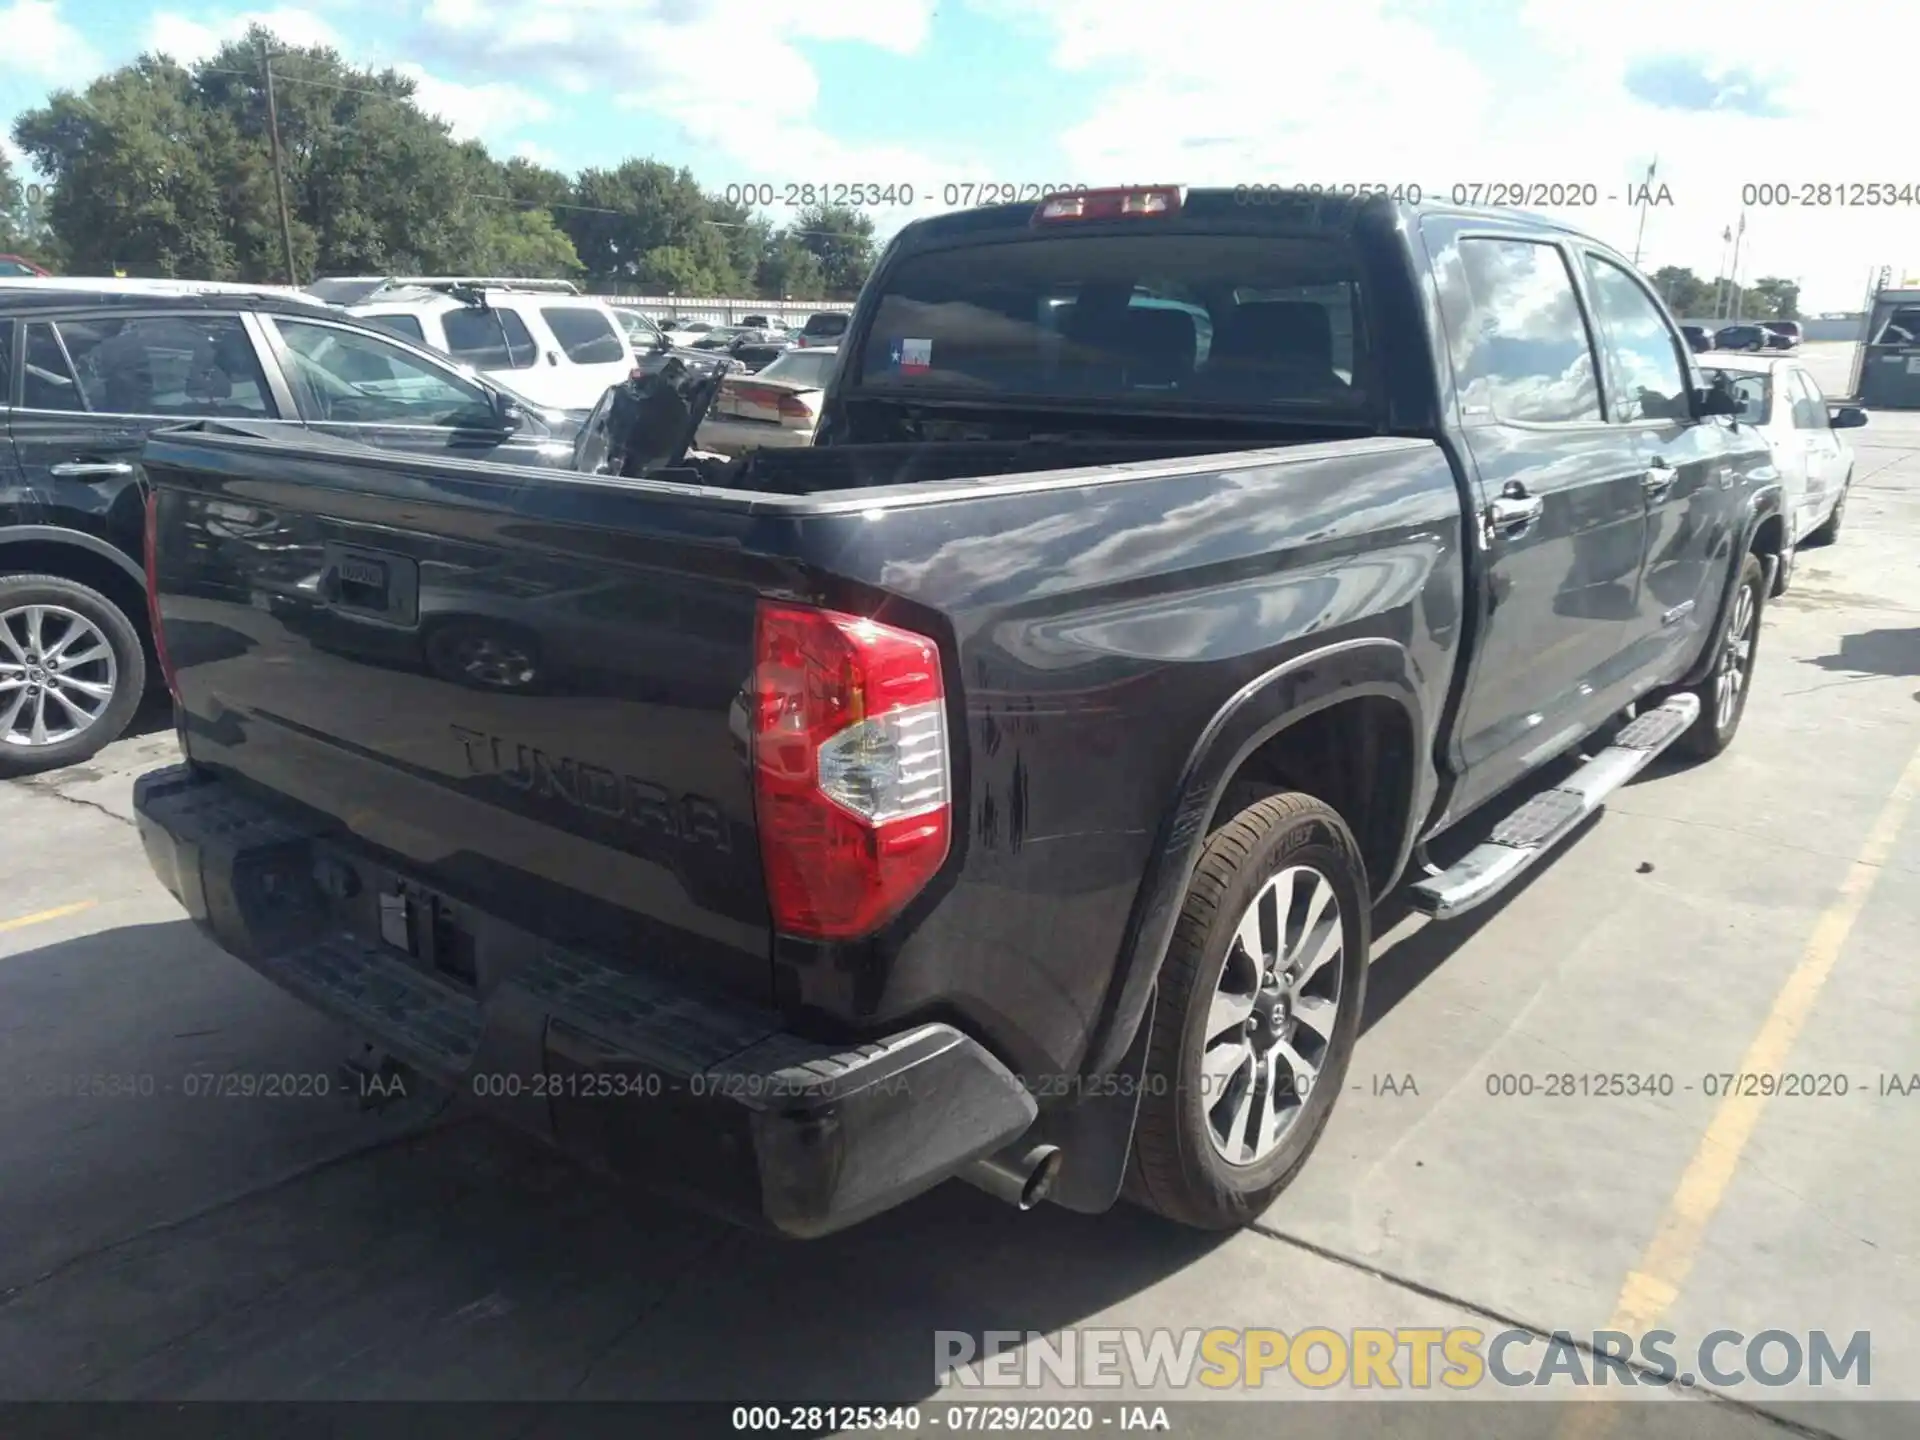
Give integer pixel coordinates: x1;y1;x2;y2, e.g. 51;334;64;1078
49;461;135;478
1487;491;1544;529
1642;462;1677;499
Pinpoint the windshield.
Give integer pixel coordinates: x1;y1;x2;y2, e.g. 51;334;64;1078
614;309;662;344
759;349;838;387
304;277;389;306
855;232;1367;409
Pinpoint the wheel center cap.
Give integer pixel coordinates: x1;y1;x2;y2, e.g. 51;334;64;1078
26;665;47;685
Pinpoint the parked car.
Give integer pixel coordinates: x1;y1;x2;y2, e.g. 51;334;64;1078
661;317;718;346
0;255;52;278
736;314;789;333
725;329;794;373
794;312;850;348
1680;323;1713;354
133;187;1777;1241
1700;354;1866;590
1713;323;1770;352
696;346;838;452
347;279;637;410
0;279;586;774
1761;320;1802;349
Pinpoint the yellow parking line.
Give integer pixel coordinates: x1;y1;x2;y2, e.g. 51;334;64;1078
0;899;98;934
1557;733;1920;1437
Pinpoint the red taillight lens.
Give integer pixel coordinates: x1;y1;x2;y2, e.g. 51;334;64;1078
775;393;814;421
142;488;179;700
1034;186;1184;223
752;602;950;941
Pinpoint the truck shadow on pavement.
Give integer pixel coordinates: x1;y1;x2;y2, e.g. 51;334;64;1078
1806;625;1920;683
0;919;1232;1406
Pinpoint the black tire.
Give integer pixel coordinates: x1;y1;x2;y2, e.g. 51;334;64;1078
1802;477;1848;547
1127;792;1370;1231
0;573;148;778
1672;551;1764;762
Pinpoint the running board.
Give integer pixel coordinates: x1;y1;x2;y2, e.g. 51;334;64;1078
1408;694;1700;920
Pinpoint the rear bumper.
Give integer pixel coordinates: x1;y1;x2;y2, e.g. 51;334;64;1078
132;764;1037;1238
695;418;816;454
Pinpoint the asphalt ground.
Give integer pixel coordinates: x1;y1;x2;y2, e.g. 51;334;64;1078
1;341;1914;1437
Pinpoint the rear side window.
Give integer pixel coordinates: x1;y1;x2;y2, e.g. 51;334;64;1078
1786;369;1829;429
22;315;275;418
1441;237;1601;424
856;232;1367;408
541;306;626;365
443;307;538;369
363;313;426;345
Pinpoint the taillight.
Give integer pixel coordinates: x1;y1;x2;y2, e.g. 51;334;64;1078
775;393;814;422
142;488;179;699
752;602;950;941
1034;186;1184;223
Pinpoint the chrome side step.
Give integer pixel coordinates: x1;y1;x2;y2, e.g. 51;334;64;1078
1408;694;1699;920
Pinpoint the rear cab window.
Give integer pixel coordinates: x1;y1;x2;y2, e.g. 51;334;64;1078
852;232;1370;410
540;306;627;365
803;313;850;340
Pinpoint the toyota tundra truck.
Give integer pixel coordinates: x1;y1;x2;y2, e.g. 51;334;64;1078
130;188;1780;1237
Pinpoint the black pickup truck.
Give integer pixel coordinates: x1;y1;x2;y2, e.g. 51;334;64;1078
131;188;1780;1238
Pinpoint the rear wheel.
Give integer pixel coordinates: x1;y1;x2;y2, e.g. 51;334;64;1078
0;574;147;777
1128;792;1369;1230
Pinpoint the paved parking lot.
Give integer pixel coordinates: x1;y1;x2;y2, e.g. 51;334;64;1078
2;343;1916;1434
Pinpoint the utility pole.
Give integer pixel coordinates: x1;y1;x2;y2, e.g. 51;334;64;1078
1630;157;1656;267
1713;224;1734;319
261;41;299;287
1727;211;1747;321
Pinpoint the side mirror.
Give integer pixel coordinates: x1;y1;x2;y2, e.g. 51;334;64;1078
1694;385;1742;418
490;390;525;432
1830;405;1869;429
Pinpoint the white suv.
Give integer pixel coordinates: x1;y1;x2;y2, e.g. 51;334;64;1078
348;279;635;410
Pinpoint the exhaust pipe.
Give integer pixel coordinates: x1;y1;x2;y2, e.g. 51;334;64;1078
962;1142;1064;1211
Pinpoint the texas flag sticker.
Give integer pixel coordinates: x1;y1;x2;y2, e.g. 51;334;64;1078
889;337;933;374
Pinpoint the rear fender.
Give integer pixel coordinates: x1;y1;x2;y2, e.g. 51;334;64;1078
1082;636;1431;1077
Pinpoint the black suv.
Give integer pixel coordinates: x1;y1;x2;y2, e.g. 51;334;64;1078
1714;323;1770;352
0;281;588;775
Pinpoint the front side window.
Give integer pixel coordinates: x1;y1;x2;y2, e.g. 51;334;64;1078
274;318;494;427
1442;237;1601;424
25;315;275;418
1787;369;1830;430
1579;253;1688;422
540;306;626;365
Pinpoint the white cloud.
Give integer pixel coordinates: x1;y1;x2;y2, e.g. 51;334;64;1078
146;7;343;63
511;138;564;169
0;0;100;83
394;62;552;142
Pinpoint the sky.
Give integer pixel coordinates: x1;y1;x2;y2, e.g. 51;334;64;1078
2;0;1915;310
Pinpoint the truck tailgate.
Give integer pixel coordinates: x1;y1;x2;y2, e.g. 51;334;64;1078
141;425;777;1004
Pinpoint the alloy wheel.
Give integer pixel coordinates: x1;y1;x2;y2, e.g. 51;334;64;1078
1201;864;1345;1166
1715;580;1756;732
0;604;119;750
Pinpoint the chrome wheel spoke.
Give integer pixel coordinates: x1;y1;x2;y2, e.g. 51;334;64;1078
1274;1038;1318;1101
0;688;27;735
23;606;47;655
46;687;92;725
1292;993;1338;1041
0;625;24;663
41;616;84;662
1233;895;1270;972
1206;986;1256;1044
1201;1039;1254;1097
58;643;110;670
55;675;113;702
28;691;50;745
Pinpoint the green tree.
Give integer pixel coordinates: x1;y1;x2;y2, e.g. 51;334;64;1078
1743;277;1799;321
497;156;572;212
792;203;876;298
1648;265;1715;318
756;232;826;300
12;56;237;277
0;149;21;248
472;205;583;277
564;159;740;290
